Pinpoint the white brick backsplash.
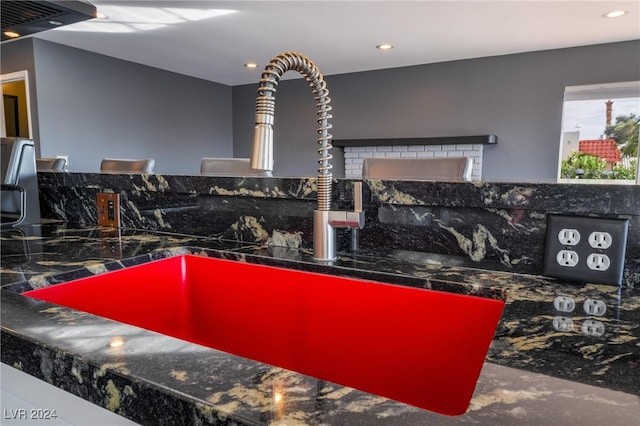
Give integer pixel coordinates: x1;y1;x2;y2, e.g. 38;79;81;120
343;144;483;179
455;144;474;151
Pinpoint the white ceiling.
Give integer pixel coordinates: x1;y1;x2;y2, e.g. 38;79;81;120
28;0;640;86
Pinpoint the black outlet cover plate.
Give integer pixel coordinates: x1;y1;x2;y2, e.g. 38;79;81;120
543;215;628;285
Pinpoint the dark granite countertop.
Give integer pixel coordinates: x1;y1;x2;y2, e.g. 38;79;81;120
1;223;639;425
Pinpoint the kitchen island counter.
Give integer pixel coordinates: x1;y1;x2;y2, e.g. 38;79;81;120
1;224;638;425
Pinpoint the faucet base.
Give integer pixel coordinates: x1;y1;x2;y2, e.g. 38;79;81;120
313;209;337;261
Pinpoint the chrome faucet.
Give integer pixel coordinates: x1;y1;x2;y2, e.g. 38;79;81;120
249;52;364;261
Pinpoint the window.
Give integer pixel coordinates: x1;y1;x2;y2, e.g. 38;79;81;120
558;81;639;184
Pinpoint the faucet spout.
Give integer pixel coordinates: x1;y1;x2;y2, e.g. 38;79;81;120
250;53;331;170
250;52;333;206
250;52;363;261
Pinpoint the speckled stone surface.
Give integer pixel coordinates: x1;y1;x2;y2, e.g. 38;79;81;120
35;173;639;287
1;224;639;425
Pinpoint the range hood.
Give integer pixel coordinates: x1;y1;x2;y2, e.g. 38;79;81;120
1;0;96;42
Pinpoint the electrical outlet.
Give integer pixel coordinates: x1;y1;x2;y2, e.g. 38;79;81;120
583;299;607;316
586;253;610;271
581;319;605;337
552;316;574;332
556;250;579;267
553;296;576;312
97;192;121;228
588;232;612;249
543;215;628;285
558;229;580;245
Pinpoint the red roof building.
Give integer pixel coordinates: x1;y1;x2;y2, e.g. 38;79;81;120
579;139;621;163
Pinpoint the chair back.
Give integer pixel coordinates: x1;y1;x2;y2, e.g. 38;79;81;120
201;158;272;177
362;157;473;181
1;137;41;226
37;157;66;172
101;158;155;174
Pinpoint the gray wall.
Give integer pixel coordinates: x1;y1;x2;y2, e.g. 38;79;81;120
3;39;233;175
233;40;640;181
3;39;639;179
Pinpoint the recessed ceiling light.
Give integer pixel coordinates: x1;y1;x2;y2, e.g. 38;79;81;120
95;12;108;19
602;10;627;18
244;62;259;69
3;31;20;38
48;20;64;26
376;43;394;50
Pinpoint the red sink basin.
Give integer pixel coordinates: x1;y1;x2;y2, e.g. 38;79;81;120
24;254;504;416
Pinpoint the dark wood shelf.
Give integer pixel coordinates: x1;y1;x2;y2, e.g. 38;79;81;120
333;135;497;147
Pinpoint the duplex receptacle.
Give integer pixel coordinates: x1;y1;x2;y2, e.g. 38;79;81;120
552;316;574;332
556;250;579;267
581;319;605;337
588;232;612;249
586;253;610;271
558;229;580;245
553;296;576;312
583;299;607;316
543;215;628;285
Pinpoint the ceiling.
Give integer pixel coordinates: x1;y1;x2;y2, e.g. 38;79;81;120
14;0;640;86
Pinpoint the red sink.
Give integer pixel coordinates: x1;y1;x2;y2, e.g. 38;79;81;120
24;254;504;416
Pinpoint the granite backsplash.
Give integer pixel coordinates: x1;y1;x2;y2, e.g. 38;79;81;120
36;173;639;287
